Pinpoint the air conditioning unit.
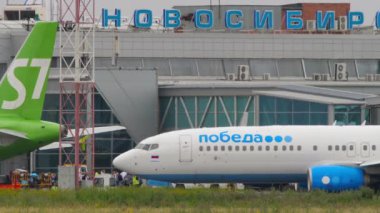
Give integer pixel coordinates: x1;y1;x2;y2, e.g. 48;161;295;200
334;63;348;81
226;73;236;81
306;20;316;30
338;16;347;30
366;74;374;81
237;65;250;81
312;73;321;81
263;73;271;80
321;74;330;81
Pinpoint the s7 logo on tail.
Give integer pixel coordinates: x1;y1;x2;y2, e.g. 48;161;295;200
1;58;51;110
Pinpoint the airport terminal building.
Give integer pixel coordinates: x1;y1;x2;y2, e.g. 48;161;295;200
1;3;380;173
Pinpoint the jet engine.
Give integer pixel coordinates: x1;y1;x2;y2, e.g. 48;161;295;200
60;125;68;138
307;165;366;191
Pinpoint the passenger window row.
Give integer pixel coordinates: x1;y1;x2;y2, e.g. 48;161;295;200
199;145;302;152
327;145;376;151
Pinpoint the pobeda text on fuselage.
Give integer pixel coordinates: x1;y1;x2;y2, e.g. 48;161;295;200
199;131;293;144
102;8;380;30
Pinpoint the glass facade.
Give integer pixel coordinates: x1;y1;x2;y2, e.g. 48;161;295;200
304;59;330;77
36;93;134;173
356;60;380;77
259;96;328;125
160;95;364;131
93;57;380;80
160;96;255;132
334;105;361;125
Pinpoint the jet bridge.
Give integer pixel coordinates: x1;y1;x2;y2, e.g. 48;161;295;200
95;69;159;143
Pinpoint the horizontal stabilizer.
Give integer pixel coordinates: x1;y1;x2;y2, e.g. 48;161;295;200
0;129;29;140
66;125;126;138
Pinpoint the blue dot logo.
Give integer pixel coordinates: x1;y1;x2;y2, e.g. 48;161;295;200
275;136;283;143
285;136;293;143
265;136;273;143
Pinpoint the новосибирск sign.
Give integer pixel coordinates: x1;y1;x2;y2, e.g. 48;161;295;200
101;8;380;30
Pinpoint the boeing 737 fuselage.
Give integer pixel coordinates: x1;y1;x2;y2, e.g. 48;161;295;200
113;126;380;191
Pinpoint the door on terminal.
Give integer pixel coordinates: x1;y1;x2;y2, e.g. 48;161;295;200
179;135;192;162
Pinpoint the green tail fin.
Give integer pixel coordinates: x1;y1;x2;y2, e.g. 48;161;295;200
0;22;58;120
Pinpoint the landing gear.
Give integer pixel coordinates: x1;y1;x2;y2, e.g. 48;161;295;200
175;183;185;189
210;184;220;189
227;183;236;190
243;183;288;191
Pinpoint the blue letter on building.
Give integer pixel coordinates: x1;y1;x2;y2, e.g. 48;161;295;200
316;11;335;30
134;9;153;28
254;10;273;30
163;9;181;28
286;10;303;30
195;9;214;29
348;11;364;30
376;11;380;29
225;10;243;29
102;8;121;28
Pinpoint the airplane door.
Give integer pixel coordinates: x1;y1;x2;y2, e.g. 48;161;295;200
179;135;192;162
347;143;356;158
360;142;370;158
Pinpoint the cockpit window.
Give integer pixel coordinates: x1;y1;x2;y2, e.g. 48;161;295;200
142;144;150;150
150;144;159;150
135;143;151;151
135;144;145;149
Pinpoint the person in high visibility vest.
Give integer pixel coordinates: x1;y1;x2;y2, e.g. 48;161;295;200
132;176;140;186
80;135;90;152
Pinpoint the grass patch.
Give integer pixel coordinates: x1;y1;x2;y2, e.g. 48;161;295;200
0;187;379;210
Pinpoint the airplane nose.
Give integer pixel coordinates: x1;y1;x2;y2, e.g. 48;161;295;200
112;154;125;171
112;151;133;172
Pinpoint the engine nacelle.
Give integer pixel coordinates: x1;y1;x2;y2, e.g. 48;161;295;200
308;165;365;191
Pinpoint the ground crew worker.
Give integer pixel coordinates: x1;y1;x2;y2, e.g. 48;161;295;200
132;176;140;187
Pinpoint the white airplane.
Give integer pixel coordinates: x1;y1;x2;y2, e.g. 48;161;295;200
113;126;380;191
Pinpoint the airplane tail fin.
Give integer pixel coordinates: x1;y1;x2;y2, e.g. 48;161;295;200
0;22;58;120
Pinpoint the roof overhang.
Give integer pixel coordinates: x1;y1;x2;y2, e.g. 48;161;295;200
255;90;365;105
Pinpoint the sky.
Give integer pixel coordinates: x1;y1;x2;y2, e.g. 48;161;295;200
0;0;379;25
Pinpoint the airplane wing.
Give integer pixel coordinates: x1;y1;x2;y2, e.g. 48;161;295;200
313;160;380;168
39;142;72;151
39;126;126;151
0;129;29;140
312;160;362;167
360;160;380;167
65;126;126;138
